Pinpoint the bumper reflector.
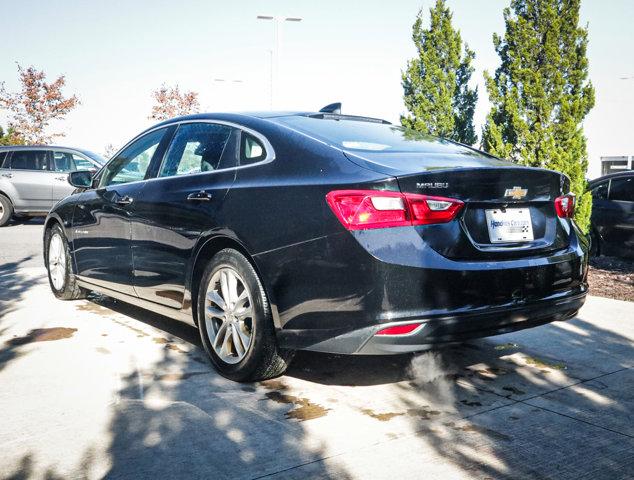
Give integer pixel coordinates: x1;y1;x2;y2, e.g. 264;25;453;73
375;322;423;336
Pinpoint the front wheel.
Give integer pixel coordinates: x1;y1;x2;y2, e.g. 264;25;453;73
0;194;13;227
197;248;294;382
45;223;87;300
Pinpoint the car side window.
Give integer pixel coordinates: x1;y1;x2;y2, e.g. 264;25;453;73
609;177;633;202
240;132;266;166
101;128;167;187
0;152;7;168
52;151;75;172
10;150;49;171
72;154;96;171
159;123;237;178
591;181;609;201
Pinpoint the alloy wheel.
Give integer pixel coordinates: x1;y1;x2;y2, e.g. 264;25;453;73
48;233;66;290
204;267;254;364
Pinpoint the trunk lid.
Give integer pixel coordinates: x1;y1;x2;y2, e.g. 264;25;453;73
344;150;571;260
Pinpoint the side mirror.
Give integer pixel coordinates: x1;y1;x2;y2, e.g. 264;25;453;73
68;170;93;188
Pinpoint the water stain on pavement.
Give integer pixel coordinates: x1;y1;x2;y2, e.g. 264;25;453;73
360;408;404;422
153;337;187;353
406;407;442;420
361;406;441;422
502;385;526;396
96;346;111;354
6;327;77;345
259;379;289;391
76;302;112;315
523;355;566;370
265;391;330;421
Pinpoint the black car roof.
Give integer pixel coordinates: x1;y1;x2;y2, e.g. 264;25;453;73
588;170;634;186
150;111;392;128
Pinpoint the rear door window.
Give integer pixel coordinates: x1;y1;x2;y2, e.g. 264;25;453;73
609;177;634;202
591;181;609;200
159;123;238;177
0;151;7;168
10;150;49;170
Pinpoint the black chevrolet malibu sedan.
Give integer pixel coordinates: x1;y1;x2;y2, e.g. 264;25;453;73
44;110;589;381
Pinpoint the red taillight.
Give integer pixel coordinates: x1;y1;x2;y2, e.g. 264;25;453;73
555;193;576;218
376;322;423;335
406;193;465;225
326;190;463;230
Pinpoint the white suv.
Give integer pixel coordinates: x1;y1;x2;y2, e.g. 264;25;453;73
0;146;105;226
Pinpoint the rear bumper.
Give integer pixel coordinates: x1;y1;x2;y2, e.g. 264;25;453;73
355;289;586;354
297;288;586;355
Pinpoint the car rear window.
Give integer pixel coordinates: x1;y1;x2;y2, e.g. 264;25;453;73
274;115;473;154
609;177;634;202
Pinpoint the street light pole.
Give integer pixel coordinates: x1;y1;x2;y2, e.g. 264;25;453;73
257;15;302;109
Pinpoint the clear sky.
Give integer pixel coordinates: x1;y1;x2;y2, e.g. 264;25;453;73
1;0;632;177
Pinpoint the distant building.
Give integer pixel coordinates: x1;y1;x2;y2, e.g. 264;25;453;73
600;156;633;176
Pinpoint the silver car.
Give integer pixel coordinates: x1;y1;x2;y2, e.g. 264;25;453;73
0;146;105;226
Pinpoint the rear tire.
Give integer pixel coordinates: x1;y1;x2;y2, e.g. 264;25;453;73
0;194;13;227
45;223;87;300
197;248;294;382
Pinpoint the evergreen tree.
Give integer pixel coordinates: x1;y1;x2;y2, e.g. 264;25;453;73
401;0;478;145
482;0;595;232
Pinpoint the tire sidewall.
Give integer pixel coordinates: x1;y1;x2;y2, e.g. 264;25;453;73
0;195;13;227
45;224;73;298
197;250;271;381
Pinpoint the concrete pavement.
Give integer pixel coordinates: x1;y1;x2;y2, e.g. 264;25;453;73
0;223;633;479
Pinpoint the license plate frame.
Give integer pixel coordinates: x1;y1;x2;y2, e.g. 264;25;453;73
485;208;534;243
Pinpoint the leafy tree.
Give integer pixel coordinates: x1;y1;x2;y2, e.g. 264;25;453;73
103;143;118;159
0;63;80;144
149;84;200;121
0;125;25;146
401;0;478;145
482;0;595;232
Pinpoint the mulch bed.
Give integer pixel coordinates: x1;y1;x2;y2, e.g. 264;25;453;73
588;256;634;302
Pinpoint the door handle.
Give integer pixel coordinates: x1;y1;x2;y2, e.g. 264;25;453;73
187;191;213;202
55;176;67;181
116;195;134;205
1;173;12;179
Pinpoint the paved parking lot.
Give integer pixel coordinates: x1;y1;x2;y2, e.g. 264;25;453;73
1;221;633;479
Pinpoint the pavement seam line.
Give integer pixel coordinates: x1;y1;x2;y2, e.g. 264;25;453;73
517;400;634;439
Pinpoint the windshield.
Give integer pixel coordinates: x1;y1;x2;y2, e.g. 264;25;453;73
274;115;473;154
79;149;107;165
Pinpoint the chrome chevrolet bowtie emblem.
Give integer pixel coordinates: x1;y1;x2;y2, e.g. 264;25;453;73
504;186;528;200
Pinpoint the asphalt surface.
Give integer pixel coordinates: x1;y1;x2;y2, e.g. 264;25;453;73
0;221;633;479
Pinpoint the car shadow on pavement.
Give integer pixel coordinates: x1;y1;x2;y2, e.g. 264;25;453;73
39;294;355;479
288;316;634;479
7;217;45;227
0;255;44;373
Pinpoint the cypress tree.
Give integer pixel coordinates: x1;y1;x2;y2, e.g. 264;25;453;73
401;0;478;145
482;0;595;232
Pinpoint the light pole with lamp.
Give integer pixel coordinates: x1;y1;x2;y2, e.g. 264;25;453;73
256;15;302;109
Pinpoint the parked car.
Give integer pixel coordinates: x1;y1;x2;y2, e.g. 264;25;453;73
0;146;105;226
44;110;589;381
588;171;634;258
